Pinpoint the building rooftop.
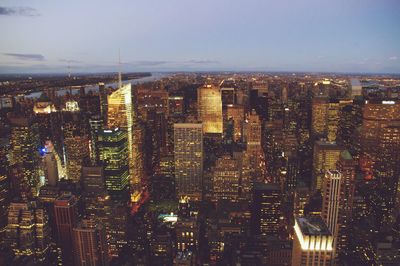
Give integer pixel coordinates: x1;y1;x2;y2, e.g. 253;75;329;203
296;216;331;236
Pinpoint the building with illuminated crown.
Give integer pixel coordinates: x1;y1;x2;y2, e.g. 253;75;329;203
292;216;333;266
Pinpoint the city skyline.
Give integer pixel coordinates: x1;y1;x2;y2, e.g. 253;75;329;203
1;0;400;74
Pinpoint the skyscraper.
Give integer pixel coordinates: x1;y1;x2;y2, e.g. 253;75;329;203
5;202;51;263
243;110;266;183
212;155;240;202
292;216;333;266
41;140;59;187
73;219;109;266
8;113;40;197
321;170;341;260
197;84;223;134
312;140;342;191
107;83;141;199
336;150;356;256
251;183;282;236
54;194;79;265
62;100;90;182
174;123;203;200
97;128;129;200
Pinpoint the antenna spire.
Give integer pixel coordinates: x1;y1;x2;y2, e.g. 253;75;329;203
118;49;122;89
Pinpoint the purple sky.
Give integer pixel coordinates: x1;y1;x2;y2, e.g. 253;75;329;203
0;0;399;74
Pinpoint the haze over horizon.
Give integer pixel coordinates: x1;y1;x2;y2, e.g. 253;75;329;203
1;0;399;74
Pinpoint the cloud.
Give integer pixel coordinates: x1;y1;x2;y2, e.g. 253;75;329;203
389;56;398;61
185;59;219;64
0;6;40;17
59;59;83;64
4;53;45;61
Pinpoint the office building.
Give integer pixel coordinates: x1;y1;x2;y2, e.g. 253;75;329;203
174;123;203;200
8;113;41;197
98;128;129;200
312;140;342;191
54;194;79;265
197;84;223;134
292;216;333;266
62;101;90;182
73;219;109;266
5;202;51;262
251;183;282;236
212;155;240;202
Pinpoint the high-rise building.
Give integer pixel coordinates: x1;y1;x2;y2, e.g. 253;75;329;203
54;194;79;265
212;155;240;202
5;202;51;263
311;97;328;137
251;183;282;236
0;138;10;239
243;110;266;183
321;170;341;260
62;101;90;182
360;100;400;226
72;219;109;266
312;140;342;191
292;216;333;266
197;84;223;134
41;140;59;187
89;115;104;164
226;104;244;141
98;128;129;200
99;82;108;123
107;83;142;199
336;150;356;256
174;123;203;200
8;113;40;197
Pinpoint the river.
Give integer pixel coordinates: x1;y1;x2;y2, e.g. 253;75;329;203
26;72;170;98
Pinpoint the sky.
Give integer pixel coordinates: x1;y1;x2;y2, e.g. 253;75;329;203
0;0;399;74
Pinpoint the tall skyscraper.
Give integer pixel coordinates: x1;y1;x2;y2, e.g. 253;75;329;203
311;97;328;137
312;140;342;191
62;100;90;182
0;138;10;239
89;115;104;164
292;216;333;266
107;83;141;199
41;140;59;187
251;183;282;236
54;194;79;265
321;170;341;260
72;219;109;266
243;110;266;183
226;104;244;141
8;113;40;197
212;155;240;202
197;84;223;134
98;128;129;200
174;123;203;200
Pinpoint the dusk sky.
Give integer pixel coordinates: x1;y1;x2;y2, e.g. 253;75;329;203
0;0;399;74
